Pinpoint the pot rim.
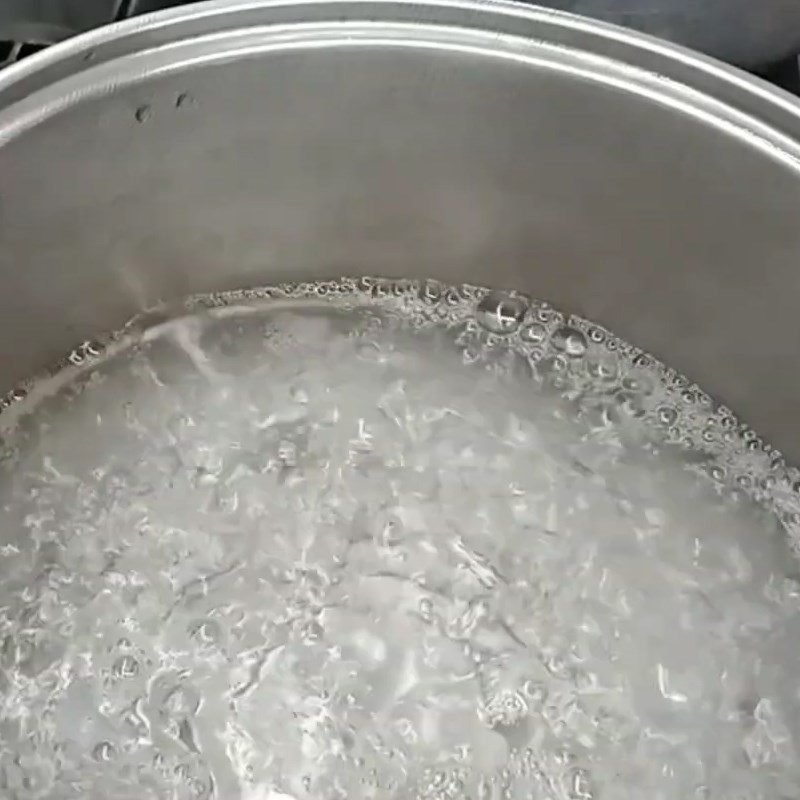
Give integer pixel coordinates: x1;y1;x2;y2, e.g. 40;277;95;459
0;0;798;129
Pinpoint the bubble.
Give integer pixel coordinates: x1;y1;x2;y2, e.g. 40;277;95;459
462;345;481;365
519;322;547;344
681;389;698;404
588;327;606;343
119;699;148;739
568;767;594;800
719;412;737;430
701;428;717;444
419;280;443;304
621;370;654;396
92;741;116;762
163;684;201;719
378;517;403;548
657;405;678;426
521;680;546;704
418;597;434;621
188;619;221;648
478;690;528;728
113;654;139;679
300;619;324;644
551;326;588;358
372;280;391;299
709;464;726;482
475;292;527;334
550;354;569;373
761;474;778;491
586;354;618;381
527;346;545;365
391;279;416;297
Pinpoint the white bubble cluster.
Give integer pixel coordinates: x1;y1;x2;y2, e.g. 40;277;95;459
0;278;799;799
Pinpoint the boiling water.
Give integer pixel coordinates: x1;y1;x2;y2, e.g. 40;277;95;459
1;278;800;800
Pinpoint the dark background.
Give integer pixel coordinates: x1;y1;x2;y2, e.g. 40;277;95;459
1;0;799;93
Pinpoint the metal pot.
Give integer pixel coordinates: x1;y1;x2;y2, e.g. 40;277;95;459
1;0;800;459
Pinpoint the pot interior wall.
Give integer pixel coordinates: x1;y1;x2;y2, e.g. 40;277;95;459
1;3;800;457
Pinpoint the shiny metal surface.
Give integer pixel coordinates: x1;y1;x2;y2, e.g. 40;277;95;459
1;0;800;457
118;0;800;68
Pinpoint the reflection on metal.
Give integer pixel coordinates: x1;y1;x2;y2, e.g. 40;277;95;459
0;0;799;73
1;1;800;459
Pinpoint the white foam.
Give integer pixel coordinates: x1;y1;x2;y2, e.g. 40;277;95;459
0;281;798;799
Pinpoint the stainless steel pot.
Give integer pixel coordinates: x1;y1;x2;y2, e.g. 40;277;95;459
1;0;800;458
